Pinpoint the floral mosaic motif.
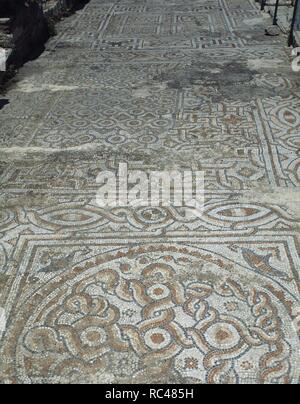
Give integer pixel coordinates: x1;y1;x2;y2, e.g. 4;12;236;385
1;246;299;384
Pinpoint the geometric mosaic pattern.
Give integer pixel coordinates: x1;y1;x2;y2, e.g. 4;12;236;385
0;0;300;384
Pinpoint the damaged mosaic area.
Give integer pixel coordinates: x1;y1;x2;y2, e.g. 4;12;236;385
0;0;300;384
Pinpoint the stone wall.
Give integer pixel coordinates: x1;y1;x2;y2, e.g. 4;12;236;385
0;0;85;85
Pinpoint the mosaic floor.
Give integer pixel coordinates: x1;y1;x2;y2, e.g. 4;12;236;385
0;0;300;384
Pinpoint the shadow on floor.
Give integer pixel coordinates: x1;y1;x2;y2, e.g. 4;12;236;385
0;98;9;110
